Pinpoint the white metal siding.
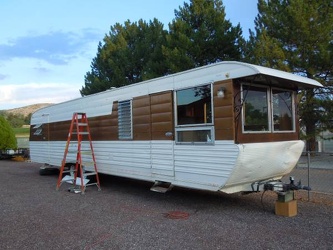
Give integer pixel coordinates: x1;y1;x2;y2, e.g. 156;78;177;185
174;141;239;190
30;140;239;191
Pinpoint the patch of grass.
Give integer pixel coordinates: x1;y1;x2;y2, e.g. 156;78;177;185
13;127;30;136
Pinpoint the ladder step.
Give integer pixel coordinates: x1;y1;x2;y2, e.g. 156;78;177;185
81;151;92;155
67;150;92;154
62;170;76;173
76;122;88;126
83;172;97;177
61;176;90;185
80;161;95;166
85;182;99;187
72;132;90;135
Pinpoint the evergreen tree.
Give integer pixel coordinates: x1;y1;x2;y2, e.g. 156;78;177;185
163;0;245;73
81;19;168;95
0;116;17;150
246;0;333;151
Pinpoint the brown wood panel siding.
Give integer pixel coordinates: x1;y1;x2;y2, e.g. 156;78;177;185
213;80;235;140
30;103;118;142
49;121;69;141
150;91;174;140
133;96;151;140
150;102;171;113
237;132;298;143
233;82;299;144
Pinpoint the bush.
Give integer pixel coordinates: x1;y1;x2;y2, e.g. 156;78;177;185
0;116;17;150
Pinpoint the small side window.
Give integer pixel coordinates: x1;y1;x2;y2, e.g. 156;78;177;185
33;124;43;136
272;89;294;131
118;100;132;139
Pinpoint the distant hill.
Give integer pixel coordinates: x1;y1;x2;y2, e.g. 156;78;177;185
3;103;53;117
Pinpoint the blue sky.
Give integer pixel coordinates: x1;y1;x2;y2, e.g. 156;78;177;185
0;0;258;110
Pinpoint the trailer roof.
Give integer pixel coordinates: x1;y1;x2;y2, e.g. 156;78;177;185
31;61;323;124
222;61;323;88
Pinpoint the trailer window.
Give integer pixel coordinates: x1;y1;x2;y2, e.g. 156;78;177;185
243;85;270;132
118;100;133;139
176;84;212;126
175;84;214;144
272;89;294;131
241;84;295;133
32;124;43;136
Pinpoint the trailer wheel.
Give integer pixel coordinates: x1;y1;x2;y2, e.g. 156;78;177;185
39;167;59;176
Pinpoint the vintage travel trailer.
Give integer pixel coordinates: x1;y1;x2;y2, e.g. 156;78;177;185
30;61;322;193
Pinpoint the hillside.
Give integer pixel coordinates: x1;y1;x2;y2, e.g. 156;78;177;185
3;103;53;117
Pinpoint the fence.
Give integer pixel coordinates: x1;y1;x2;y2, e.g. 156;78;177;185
283;152;333;202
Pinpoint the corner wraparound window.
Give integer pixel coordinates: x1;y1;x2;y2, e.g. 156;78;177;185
242;84;295;133
118;100;132;139
175;84;214;143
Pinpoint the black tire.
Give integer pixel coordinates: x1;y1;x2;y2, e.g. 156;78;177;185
39;167;59;176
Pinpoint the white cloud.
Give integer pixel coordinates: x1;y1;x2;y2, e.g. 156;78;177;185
0;29;101;65
0;83;82;110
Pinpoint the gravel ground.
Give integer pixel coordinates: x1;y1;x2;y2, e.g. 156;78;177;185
0;160;332;250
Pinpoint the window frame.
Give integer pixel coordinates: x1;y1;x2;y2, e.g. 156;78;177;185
174;82;215;144
241;83;296;134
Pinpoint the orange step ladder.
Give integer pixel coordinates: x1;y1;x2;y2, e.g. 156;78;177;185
56;112;101;194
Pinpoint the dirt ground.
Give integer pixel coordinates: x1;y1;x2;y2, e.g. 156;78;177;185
0;160;332;250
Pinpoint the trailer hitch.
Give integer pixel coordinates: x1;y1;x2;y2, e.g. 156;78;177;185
251;177;311;193
263;177;311;192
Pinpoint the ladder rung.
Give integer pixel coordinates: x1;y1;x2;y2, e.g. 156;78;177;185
81;151;92;155
84;172;97;177
68;150;92;154
81;162;95;166
72;132;90;135
62;170;76;173
85;182;99;187
76;122;88;126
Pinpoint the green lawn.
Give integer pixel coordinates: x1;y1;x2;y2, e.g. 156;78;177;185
13;127;30;137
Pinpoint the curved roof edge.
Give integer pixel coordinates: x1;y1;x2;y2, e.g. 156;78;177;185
220;61;323;88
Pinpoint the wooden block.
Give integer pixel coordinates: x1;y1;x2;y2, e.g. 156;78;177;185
275;200;297;217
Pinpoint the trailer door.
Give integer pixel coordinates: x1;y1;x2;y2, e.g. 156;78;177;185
150;91;175;177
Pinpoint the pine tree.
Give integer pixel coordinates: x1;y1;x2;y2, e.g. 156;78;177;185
164;0;244;73
246;0;333;151
81;19;168;95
